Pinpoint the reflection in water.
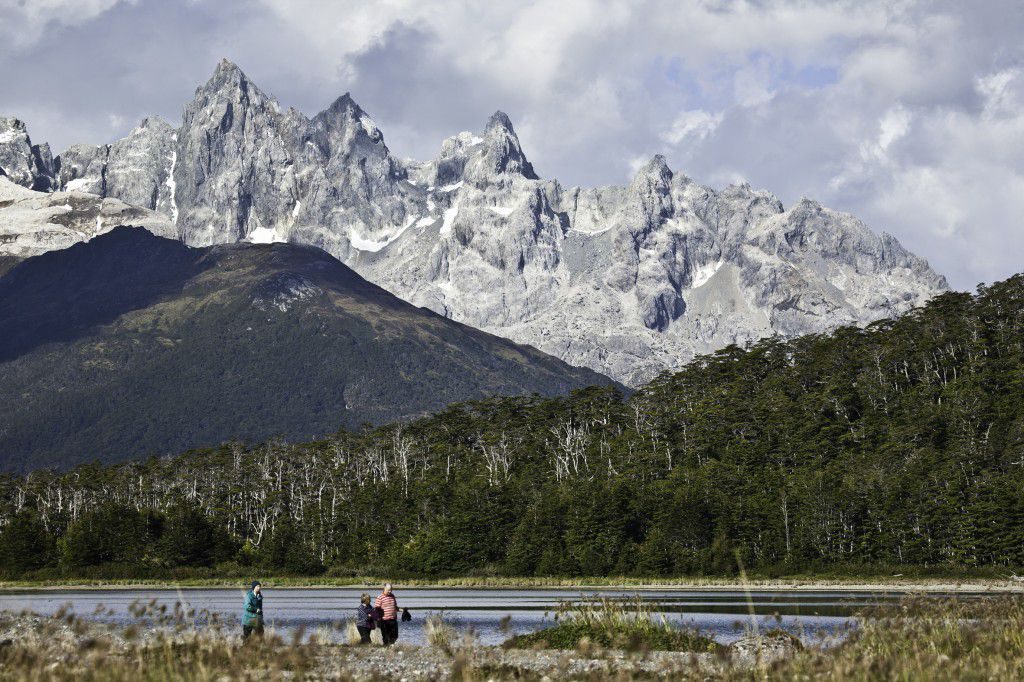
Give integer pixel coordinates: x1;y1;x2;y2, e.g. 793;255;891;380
0;588;983;646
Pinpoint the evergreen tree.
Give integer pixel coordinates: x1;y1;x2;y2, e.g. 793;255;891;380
0;510;54;574
62;504;153;568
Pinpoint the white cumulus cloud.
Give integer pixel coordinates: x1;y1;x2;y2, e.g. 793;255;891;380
0;0;134;49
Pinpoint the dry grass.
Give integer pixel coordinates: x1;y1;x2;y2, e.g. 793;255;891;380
424;612;479;657
342;619;362;645
3;595;1024;680
748;594;1024;681
425;613;458;651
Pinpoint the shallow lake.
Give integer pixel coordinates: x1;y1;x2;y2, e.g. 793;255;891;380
0;587;982;646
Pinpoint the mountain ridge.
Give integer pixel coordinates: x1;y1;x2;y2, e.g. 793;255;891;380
0;60;948;385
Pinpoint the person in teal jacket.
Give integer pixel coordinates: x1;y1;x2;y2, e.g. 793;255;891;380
242;580;264;639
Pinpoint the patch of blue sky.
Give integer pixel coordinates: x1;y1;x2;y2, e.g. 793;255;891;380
650;52;838;112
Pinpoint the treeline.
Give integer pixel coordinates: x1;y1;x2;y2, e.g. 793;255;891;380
0;275;1022;579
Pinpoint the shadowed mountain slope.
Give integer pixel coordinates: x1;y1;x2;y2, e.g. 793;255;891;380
0;228;612;471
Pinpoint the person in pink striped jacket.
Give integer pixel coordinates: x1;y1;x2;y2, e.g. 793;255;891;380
374;583;400;645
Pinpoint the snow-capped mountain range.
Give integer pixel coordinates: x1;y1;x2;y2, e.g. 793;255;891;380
0;59;947;385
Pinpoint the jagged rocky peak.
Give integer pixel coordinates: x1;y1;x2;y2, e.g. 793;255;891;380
633;154;674;186
132;116;175;139
181;59;285;145
614;154;677;240
176;59;300;245
197;58;257;101
313;93;384;145
304;92;408;233
706;181;785;246
175;59;410;248
134;116;171;132
316;92;359;126
0;117;35;186
0;117;55;191
766;197;944;281
31;143;55;191
481;110;538;180
716;181;784;211
423;110;539;187
306;91;400;200
56;144;107;195
182;59;284;137
106;116;176;213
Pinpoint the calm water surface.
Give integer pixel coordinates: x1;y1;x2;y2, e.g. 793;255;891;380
0;587;980;645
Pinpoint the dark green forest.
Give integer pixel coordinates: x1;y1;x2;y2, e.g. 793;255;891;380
1;274;1022;580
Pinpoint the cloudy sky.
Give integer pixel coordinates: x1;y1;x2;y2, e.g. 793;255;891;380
1;0;1021;289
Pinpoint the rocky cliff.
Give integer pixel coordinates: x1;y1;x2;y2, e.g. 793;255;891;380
0;117;55;191
0;176;175;260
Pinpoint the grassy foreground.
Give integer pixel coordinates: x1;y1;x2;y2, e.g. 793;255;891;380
3;595;1024;679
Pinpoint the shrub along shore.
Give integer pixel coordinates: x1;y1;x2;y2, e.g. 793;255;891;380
0;574;1022;592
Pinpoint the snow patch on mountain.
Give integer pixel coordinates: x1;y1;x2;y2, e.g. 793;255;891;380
64;178;91;193
165;142;178;224
348;214;419;252
360;115;380;138
689;260;723;289
247;226;286;244
440;205;459;237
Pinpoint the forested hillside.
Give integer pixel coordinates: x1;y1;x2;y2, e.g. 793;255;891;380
0;275;1021;579
0;228;610;471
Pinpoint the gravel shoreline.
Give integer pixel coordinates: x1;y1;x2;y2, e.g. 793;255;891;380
314;645;725;680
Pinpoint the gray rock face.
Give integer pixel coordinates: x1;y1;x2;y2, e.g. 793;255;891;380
54;144;107;195
360;143;946;385
174;59;412;252
55;117;177;215
0;60;949;385
0;117;54;191
0;176;176;259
